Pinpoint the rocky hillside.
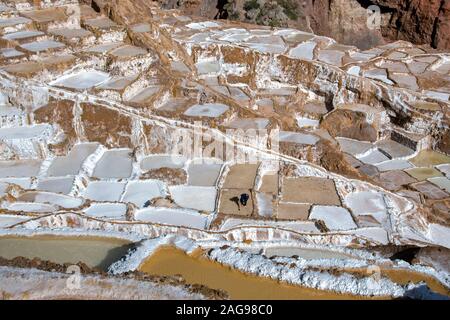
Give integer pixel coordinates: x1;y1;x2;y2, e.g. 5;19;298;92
160;0;450;50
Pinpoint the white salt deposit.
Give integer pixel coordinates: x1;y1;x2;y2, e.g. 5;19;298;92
309;206;357;231
256;193;273;218
20;40;65;52
92;149;133;179
436;164;450;178
0;17;31;28
2;30;44;40
430;224;450;249
186;21;220;30
337;138;373;156
0;215;30;228
168;185;217;212
0;48;24;58
17;191;84;209
0;178;32;189
184;103;229;118
83;181;126;202
50;71;109;90
121;180;167;208
140;155;186;171
0;124;51;140
344;192;388;224
5;202;57;213
47;143;99;177
376;160;413;172
427;177;450;193
220;218;319;233
279;131;319;145
346;228;389;245
288;42;316;60
357;149;390;165
134;207;207;229
0;160;42;178
37;176;74;194
296;116;320;128
84;203;127;219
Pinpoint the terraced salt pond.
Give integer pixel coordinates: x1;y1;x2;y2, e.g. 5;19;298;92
410;150;450;167
346;267;450;297
263;247;356;259
0;235;133;271
138;246;364;300
139;246;450;299
135;207;208;229
50;71;109;90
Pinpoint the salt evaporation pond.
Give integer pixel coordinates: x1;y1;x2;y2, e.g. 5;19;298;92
83;181;126;202
0;235;134;271
184;103;229;118
138;246;366;300
84;203;127;219
17;191;84;209
5;202;57;213
0;160;42;178
140;154;186;171
0;215;31;228
20;40;65;53
50;71;109;90
168;186;217;212
47;143;99;176
134;207;208;229
263;247;356;260
92;149;133;179
121;180;167;208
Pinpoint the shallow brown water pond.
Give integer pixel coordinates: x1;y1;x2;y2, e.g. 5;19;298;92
382;269;450;296
0;235;133;271
344;267;450;297
138;246;384;300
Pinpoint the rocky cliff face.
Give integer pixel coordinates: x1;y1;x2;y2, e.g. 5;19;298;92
161;0;450;50
365;0;450;50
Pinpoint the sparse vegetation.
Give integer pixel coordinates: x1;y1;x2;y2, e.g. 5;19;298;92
276;0;298;20
224;0;241;21
242;0;298;28
244;0;260;12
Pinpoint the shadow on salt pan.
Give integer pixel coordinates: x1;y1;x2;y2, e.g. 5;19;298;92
49;71;109;90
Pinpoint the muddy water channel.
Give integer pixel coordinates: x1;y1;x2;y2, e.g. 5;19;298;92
382;269;450;297
0;235;133;271
138;246;379;300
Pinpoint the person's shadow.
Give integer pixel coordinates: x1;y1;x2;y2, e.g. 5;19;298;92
230;196;240;211
230;194;250;211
